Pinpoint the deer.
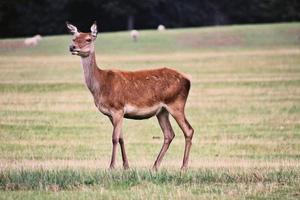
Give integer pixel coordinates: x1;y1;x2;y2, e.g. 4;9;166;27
66;21;194;170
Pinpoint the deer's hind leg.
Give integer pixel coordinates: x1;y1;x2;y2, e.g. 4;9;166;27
153;109;175;170
167;102;194;170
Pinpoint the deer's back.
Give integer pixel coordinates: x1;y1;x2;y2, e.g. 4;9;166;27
99;68;190;109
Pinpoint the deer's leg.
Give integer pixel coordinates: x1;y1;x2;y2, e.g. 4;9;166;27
168;105;194;170
109;112;123;169
153;109;175;170
119;131;129;169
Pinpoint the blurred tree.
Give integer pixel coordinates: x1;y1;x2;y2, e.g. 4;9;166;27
0;0;299;38
102;0;161;30
0;0;69;37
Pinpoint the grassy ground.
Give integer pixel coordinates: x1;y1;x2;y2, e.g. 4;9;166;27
0;22;300;199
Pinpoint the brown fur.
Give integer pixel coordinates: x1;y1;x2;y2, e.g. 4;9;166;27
67;22;194;170
95;65;191;118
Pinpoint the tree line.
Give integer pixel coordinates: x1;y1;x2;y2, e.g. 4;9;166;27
0;0;299;38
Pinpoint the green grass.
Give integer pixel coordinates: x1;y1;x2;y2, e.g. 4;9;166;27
0;168;299;199
0;22;300;199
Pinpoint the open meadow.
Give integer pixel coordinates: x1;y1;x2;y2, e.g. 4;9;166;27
0;23;300;199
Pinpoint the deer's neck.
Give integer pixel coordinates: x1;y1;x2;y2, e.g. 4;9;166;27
80;51;100;93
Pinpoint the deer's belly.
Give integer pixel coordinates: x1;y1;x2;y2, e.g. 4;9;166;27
124;103;164;120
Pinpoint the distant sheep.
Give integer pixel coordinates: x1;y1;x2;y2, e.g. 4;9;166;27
24;34;42;47
130;30;139;42
157;25;166;31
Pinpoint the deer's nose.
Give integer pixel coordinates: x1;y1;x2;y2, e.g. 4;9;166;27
69;45;75;51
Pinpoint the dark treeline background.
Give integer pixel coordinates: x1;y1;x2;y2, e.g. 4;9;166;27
0;0;299;38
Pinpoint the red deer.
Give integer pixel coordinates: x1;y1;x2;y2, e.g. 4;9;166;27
66;22;194;170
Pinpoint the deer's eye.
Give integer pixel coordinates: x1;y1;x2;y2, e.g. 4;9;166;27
86;38;92;42
72;39;76;42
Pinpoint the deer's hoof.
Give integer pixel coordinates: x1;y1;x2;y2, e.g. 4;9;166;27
180;166;188;171
109;165;116;170
123;164;130;170
152;165;159;171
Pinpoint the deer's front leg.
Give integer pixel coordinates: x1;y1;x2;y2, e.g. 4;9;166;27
109;112;123;169
119;131;129;169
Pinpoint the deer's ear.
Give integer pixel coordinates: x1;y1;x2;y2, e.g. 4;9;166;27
91;21;97;38
66;21;79;35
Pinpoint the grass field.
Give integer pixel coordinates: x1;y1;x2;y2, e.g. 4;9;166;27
0;23;300;199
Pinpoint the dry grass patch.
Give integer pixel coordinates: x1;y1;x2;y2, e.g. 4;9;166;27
0;159;299;171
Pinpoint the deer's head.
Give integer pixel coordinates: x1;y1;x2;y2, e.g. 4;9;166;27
66;21;97;57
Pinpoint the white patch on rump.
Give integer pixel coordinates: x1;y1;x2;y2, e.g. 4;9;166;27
124;103;165;117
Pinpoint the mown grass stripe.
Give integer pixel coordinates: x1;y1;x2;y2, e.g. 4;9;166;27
0;83;84;93
195;79;300;88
